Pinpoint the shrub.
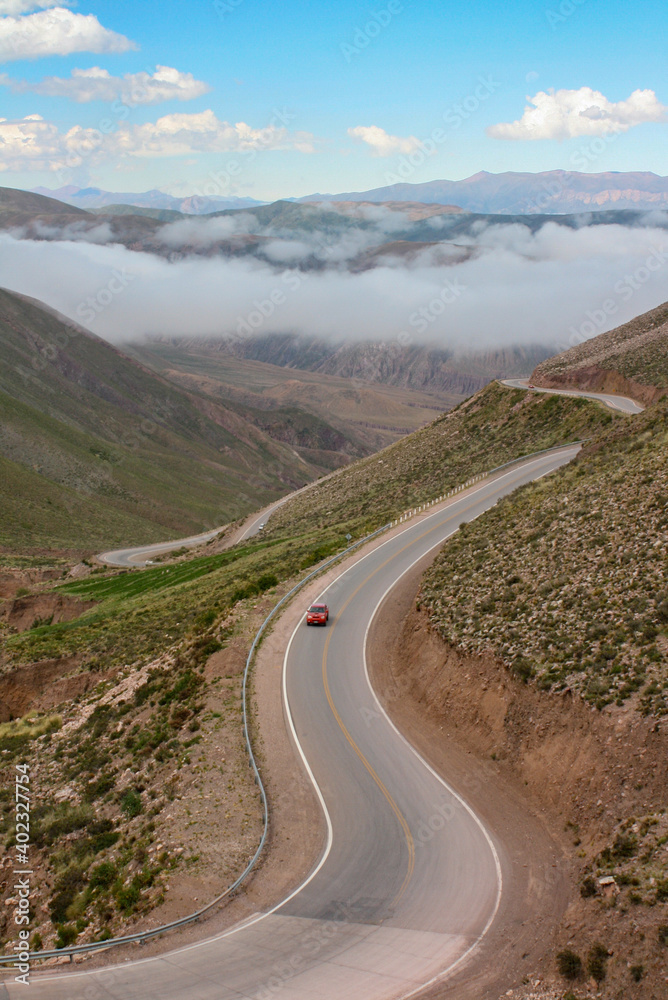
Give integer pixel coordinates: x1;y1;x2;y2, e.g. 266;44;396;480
55;924;78;949
511;657;535;682
600;833;637;864
115;881;140;914
630;964;644;982
50;865;87;924
120;789;143;819
160;670;203;706
587;942;608;983
83;773;115;801
656;878;668;902
88;818;119;853
170;705;191;729
658;925;668;946
89;862;117;890
195;608;216;629
580;876;597;898
556;949;582;980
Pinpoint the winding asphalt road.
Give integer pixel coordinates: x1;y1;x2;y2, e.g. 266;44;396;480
500;377;644;414
99;382;642;570
98;498;287;568
6;445;581;1000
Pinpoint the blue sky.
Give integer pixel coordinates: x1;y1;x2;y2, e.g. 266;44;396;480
1;0;667;198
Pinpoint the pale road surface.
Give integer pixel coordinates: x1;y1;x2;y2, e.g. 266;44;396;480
98;498;287;568
500;378;645;414
99;467;344;567
5;446;581;1000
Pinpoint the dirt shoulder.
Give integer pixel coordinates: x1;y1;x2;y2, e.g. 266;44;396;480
368;571;668;999
533;367;664;407
367;557;572;1000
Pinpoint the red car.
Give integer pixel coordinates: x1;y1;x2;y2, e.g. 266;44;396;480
306;603;329;626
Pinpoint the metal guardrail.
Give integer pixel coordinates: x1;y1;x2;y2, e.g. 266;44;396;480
0;440;583;967
0;523;393;967
388;441;584;527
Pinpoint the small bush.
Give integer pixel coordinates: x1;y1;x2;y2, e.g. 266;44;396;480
170;705;191;729
120;789;143;819
629;964;644;982
55;924;78;949
89;862;117;890
115;881;140;914
50;865;87;924
195;609;216;629
656;878;668;902
83;772;115;801
511;657;535;682
160;670;203;706
658;925;668;946
556;949;582;980
580;875;597;898
587;942;608;983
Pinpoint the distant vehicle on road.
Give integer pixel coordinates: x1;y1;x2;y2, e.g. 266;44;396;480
306;603;329;626
528;383;536;389
258;523;265;530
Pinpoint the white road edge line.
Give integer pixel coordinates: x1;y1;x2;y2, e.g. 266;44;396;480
34;448;577;984
361;538;502;998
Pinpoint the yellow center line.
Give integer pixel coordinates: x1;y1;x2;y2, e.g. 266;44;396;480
318;460;553;907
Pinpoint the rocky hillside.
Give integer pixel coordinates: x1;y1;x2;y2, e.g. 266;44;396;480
191;333;553;397
420;400;668;713
532;300;668;404
266;381;620;539
410;362;668;996
130;340;459;455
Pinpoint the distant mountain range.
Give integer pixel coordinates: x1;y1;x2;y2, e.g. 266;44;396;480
299;170;668;215
31;171;668;217
30;185;265;215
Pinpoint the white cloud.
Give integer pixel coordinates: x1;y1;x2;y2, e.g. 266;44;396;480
0;113;72;171
4;65;211;104
348;125;423;156
487;87;667;140
0;7;136;62
158;215;256;247
0;1;66;13
0;111;315;173
3;221;667;353
114;110;315;158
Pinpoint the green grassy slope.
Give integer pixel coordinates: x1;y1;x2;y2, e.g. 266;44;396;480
0;289;341;552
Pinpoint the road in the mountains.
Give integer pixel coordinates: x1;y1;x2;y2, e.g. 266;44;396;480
500;377;645;414
98;497;286;568
99;381;642;569
8;445;580;1000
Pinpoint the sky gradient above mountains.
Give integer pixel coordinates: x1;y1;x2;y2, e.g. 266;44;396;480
0;0;666;199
